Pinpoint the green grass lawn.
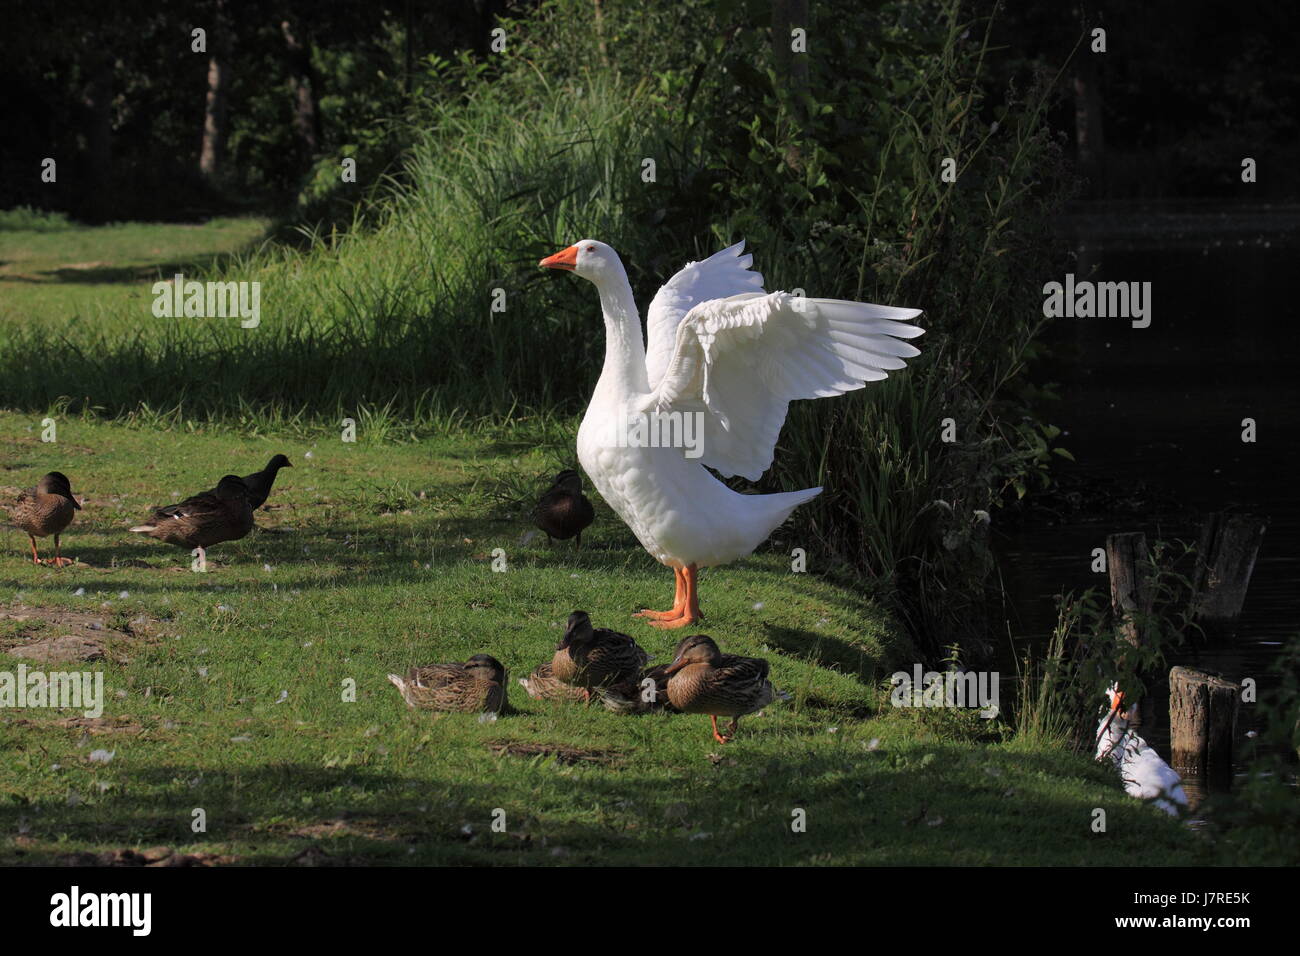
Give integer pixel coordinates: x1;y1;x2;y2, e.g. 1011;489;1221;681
0;218;1217;866
0;217;270;335
0;412;1212;866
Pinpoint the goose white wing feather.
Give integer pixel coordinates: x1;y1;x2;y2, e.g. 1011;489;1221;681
644;240;765;390
648;290;924;481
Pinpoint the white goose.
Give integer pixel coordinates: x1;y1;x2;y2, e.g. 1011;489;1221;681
540;239;923;627
1095;684;1189;816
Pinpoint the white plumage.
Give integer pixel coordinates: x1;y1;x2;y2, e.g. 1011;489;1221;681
540;239;923;626
1095;683;1189;816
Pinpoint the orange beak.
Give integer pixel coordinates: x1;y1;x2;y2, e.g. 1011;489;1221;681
1110;690;1125;712
539;245;579;271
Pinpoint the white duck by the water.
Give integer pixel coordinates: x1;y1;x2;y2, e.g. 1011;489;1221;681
1095;684;1189;816
540;239;923;627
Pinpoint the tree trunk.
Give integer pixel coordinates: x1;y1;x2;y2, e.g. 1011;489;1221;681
592;0;609;68
403;0;414;94
199;7;231;182
1073;8;1106;193
81;50;114;221
281;18;321;160
770;0;809;170
771;0;810;92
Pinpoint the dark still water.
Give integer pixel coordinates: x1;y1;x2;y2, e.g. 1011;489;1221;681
994;200;1300;798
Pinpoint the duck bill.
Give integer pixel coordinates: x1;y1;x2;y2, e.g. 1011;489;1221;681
662;658;687;676
539;245;579;271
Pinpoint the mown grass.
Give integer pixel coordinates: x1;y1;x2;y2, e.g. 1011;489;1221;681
0;217;271;335
0;412;1213;865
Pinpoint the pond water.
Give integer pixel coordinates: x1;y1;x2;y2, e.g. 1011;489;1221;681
993;200;1300;806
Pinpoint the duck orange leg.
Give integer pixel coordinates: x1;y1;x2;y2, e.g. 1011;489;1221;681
49;534;73;568
710;715;731;744
28;535;41;565
648;564;701;629
634;566;687;621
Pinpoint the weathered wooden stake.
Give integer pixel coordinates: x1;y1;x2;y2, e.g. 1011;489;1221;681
1107;532;1152;725
1191;513;1267;631
1170;665;1240;787
1107;532;1152;648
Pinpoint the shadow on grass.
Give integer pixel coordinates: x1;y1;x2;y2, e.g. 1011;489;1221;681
763;622;885;685
2;527;650;600
0;218;270;289
0;286;596;420
0;742;1202;866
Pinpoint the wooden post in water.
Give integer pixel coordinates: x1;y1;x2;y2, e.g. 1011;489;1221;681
1106;532;1153;725
1169;665;1240;788
1107;532;1152;647
1191;513;1267;632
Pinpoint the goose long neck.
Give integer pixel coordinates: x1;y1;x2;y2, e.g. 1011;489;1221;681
593;270;649;398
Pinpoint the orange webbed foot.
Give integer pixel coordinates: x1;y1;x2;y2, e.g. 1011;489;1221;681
634;607;684;621
636;566;690;624
649;614;696;629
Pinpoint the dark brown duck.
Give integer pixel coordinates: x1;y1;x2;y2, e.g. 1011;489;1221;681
596;660;680;715
550;610;649;702
533;470;594;548
241;454;292;510
10;471;81;566
130;474;255;565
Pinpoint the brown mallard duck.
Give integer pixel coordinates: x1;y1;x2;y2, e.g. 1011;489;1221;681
532;470;594;548
521;658;676;714
597;661;678;715
518;660;589;703
241;454;292;510
663;635;776;743
550;610;648;702
129;475;254;565
10;472;81;567
388;654;507;713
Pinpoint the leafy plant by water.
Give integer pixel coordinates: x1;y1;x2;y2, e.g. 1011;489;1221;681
1208;635;1300;864
1012;540;1199;750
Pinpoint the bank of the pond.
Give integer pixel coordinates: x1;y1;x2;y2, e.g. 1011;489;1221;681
997;201;1300;798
